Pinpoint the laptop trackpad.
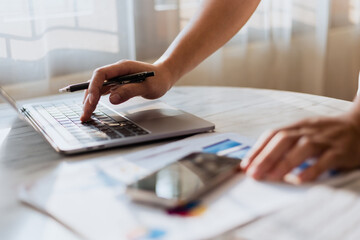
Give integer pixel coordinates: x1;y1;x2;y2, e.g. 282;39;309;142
105;99;194;132
125;108;189;132
126;108;181;121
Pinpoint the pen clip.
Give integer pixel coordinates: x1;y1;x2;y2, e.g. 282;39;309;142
105;77;146;86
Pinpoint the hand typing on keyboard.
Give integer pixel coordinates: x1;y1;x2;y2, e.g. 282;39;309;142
81;60;176;122
44;102;149;144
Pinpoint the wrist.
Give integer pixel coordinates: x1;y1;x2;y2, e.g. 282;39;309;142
351;97;360;125
346;99;360;132
154;56;183;86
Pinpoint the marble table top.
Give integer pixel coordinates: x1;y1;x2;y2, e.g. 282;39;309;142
0;86;354;240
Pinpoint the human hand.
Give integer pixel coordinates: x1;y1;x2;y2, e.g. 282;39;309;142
240;114;360;184
80;60;176;122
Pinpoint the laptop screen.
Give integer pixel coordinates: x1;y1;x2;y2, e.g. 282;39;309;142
0;86;21;114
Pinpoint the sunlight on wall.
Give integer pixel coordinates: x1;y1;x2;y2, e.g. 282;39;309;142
349;0;360;24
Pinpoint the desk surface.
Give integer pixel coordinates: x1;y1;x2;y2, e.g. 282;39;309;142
0;86;354;240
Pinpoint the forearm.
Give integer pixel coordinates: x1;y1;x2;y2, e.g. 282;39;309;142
156;0;261;84
350;95;360;127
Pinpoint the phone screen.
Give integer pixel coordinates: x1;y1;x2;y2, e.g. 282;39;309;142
127;153;241;204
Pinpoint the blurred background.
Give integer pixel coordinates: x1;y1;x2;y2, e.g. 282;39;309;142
0;0;359;101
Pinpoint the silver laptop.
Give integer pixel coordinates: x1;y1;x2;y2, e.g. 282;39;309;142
0;87;214;154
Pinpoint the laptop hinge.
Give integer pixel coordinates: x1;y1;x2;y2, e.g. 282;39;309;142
21;107;62;153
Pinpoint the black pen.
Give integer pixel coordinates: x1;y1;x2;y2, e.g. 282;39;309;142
59;71;155;93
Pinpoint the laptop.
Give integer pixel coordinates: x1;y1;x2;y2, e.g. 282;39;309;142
0;87;215;154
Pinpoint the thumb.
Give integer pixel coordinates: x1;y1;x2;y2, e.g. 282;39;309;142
109;83;146;104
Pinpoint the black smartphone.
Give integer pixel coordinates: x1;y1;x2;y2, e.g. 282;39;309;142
126;152;241;208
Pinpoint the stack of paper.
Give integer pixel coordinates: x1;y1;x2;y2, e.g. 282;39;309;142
19;133;345;240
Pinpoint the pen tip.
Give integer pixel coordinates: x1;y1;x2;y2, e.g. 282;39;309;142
59;87;67;93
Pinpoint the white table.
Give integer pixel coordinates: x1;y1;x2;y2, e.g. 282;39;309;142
0;86;355;240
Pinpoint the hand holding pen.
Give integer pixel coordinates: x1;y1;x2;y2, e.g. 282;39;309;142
79;60;177;122
59;71;155;93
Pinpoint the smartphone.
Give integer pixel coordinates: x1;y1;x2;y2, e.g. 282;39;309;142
126;152;241;208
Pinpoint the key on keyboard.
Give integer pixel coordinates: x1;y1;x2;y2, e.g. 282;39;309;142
36;102;149;143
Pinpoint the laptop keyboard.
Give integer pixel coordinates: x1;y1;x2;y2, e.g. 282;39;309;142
34;102;149;144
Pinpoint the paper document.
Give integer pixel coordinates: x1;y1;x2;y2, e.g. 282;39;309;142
229;171;360;240
19;132;345;240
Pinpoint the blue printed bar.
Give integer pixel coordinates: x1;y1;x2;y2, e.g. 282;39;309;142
226;146;251;159
202;139;241;154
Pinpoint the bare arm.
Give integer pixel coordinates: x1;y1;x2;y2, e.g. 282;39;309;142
81;0;261;121
157;0;261;82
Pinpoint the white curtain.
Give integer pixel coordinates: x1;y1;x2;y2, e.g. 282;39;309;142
0;0;136;98
1;0;360;101
177;0;360;101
